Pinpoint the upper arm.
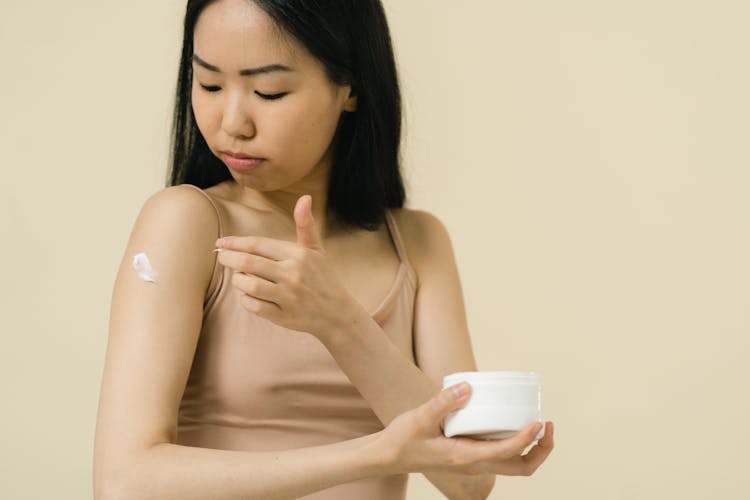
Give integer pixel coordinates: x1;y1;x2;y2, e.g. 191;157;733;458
397;209;478;385
93;185;219;482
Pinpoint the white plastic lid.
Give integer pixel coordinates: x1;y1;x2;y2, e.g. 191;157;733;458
443;371;540;385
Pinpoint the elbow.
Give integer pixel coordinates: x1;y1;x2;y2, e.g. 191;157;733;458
95;475;146;500
95;464;154;500
477;473;497;500
93;460;118;500
427;470;496;500
93;456;143;500
94;475;126;500
458;473;496;500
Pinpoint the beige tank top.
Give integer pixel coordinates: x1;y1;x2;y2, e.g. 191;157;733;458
176;184;417;499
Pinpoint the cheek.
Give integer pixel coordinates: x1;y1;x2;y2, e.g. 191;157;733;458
190;92;224;157
272;101;341;158
191;92;211;132
190;94;207;137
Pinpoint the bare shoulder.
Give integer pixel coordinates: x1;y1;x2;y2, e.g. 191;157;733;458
128;184;221;294
140;184;221;232
389;208;455;283
391;207;450;239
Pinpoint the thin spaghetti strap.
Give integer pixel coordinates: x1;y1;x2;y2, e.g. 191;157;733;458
181;183;225;308
384;209;411;267
181;184;224;239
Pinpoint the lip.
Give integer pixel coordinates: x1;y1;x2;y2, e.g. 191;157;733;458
223;150;262;159
222;152;265;171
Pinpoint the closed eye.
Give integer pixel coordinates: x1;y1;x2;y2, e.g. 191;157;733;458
255;91;288;100
199;84;221;93
198;84;287;100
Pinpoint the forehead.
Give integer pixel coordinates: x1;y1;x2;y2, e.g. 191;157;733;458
193;0;301;70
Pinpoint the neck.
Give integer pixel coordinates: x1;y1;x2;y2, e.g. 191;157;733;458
229;168;339;239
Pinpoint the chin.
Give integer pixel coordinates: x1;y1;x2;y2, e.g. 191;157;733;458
231;175;273;191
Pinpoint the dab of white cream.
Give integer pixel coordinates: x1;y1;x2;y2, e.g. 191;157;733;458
132;252;158;283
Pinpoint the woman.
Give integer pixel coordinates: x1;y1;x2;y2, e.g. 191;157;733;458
93;1;555;498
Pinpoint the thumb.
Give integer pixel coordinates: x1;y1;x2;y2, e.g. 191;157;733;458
420;382;472;426
294;195;323;250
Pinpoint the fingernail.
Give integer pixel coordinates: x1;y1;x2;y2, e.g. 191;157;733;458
216;238;225;248
532;423;543;435
451;382;469;398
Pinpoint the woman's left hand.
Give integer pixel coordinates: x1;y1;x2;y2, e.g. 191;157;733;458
214;194;358;340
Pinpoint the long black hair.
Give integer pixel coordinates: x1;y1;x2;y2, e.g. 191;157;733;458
167;0;406;231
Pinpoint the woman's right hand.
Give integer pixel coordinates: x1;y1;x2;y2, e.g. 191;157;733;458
375;382;554;476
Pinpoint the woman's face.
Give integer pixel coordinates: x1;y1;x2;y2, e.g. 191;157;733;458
191;0;356;191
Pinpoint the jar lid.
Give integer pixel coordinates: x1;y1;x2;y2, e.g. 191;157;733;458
443;371;541;385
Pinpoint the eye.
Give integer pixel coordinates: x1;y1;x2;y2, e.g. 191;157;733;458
199;84;221;93
255;91;288;100
197;84;287;100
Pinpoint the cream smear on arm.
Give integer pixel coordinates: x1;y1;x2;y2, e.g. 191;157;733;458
132;252;158;283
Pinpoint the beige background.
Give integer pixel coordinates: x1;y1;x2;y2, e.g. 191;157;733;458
1;0;748;498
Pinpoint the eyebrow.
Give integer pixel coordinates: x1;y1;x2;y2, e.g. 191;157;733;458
191;54;293;76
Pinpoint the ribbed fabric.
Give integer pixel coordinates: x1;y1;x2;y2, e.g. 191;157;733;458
176;184;417;499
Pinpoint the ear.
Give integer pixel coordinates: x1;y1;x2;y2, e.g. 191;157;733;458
342;84;358;112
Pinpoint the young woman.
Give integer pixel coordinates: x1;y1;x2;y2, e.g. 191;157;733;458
93;1;555;498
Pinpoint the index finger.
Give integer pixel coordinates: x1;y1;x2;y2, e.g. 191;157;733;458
217;235;297;261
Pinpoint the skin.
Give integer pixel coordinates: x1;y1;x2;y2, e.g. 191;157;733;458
191;0;356;237
92;1;554;498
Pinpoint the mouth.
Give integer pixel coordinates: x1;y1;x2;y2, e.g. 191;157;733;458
221;152;265;171
222;150;264;160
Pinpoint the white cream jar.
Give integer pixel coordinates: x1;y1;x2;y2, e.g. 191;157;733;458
442;371;545;440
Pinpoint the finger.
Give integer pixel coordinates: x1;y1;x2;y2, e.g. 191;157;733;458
443;421;553;476
231;271;280;304
239;292;281;318
418;383;472;428
217;249;285;282
521;421;554;474
466;420;546;463
216;235;296;261
294;195;324;250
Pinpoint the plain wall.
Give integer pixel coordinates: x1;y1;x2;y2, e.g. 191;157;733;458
1;0;748;498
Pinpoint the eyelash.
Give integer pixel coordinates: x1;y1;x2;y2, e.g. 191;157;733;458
198;84;287;100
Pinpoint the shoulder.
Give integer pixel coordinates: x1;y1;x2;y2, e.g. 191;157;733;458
138;184;221;239
144;183;218;212
389;208;455;284
128;185;221;279
121;184;221;299
390;207;450;241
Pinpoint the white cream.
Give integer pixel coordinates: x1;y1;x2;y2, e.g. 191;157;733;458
132;252;158;283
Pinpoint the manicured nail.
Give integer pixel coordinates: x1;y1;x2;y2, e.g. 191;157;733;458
451;382;469;398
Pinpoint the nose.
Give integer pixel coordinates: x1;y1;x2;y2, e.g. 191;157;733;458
220;90;256;139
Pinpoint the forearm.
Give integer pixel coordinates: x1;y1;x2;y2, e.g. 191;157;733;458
322;308;436;425
100;432;387;500
321;308;495;500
